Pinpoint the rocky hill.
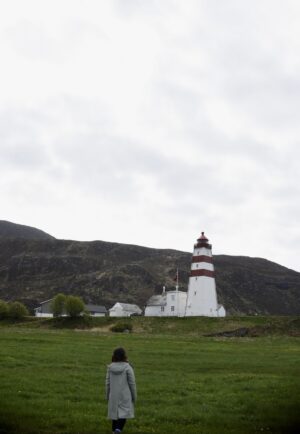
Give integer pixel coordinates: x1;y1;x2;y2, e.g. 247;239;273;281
0;220;55;240
0;221;299;315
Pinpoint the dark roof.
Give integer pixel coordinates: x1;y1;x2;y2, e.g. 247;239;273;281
146;294;167;307
85;304;107;313
39;298;53;305
35;300;107;314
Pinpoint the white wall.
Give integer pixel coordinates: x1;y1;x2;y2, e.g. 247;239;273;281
185;276;220;317
109;304;130;317
164;291;187;317
145;305;164;316
35;311;106;318
217;305;226;317
35;312;53;318
191;262;214;271
193;247;211;256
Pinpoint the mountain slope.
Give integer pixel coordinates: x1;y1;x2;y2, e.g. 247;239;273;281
0;220;54;240
0;233;299;315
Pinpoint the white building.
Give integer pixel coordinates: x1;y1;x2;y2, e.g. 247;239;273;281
145;286;187;317
85;304;108;317
145;293;166;316
185;232;226;317
109;302;142;317
34;299;56;318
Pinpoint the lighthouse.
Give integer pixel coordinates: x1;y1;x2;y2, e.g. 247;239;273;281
185;232;226;317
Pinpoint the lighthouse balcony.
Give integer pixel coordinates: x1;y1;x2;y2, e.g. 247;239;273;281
194;242;211;249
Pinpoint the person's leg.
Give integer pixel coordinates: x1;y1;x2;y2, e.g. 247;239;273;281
112;420;117;432
114;418;126;432
118;419;126;431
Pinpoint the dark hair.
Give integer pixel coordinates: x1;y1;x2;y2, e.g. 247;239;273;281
112;347;128;362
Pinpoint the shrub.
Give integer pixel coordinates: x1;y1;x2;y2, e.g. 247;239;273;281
65;296;85;318
111;321;133;333
0;300;9;319
8;301;29;320
51;293;66;317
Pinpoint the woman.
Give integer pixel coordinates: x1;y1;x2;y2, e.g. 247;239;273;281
105;347;137;434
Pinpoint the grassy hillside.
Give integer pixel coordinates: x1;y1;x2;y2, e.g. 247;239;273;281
0;326;299;434
0;236;299;316
1;315;300;337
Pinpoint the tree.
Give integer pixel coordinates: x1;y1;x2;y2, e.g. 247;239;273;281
65;296;85;318
0;300;9;319
51;293;66;317
8;301;29;319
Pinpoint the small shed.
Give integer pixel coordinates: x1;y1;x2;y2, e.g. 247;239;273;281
109;302;142;317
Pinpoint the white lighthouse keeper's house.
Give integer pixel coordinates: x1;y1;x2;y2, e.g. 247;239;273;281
145;284;187;317
185;232;225;317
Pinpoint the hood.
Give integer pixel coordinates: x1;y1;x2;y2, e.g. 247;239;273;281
108;362;128;375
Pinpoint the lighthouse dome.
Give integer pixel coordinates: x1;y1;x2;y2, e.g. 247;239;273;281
194;231;211;249
197;232;208;242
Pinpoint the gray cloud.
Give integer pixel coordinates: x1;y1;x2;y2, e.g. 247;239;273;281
0;110;50;170
0;1;299;270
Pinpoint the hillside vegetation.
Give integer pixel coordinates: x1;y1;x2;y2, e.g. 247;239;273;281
1;315;299;338
0;220;299;315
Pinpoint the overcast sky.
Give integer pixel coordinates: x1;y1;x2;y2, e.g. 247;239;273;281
0;0;299;271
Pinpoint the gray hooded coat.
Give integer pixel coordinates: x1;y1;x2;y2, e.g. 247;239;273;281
106;362;137;420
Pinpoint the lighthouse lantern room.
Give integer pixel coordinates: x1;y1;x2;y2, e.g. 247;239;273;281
185;232;226;317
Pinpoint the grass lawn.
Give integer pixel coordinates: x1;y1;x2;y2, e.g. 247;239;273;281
0;322;299;434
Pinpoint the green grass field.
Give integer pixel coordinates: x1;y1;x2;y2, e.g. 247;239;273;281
0;318;299;434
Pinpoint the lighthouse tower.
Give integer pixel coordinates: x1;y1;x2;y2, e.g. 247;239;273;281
185;232;225;317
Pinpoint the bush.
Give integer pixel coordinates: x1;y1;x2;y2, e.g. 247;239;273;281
65;296;85;318
0;300;9;319
51;293;66;317
111;321;133;333
8;301;29;320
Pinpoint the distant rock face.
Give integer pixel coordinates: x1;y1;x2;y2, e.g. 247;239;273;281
0;221;55;240
0;222;299;315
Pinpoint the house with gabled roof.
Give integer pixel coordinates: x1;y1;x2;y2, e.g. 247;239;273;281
84;304;108;317
34;298;57;318
109;302;142;317
145;286;187;317
34;298;107;317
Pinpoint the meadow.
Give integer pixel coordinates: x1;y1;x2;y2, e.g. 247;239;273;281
0;317;299;434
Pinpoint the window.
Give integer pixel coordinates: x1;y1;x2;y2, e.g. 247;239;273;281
194;291;197;296
171;306;175;312
196;264;198;268
171;295;175;301
161;306;164;312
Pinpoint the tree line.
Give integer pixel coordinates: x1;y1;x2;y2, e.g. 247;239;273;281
0;300;29;319
50;293;85;318
0;294;86;320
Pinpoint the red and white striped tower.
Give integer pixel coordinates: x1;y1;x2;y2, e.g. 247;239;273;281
185;232;225;317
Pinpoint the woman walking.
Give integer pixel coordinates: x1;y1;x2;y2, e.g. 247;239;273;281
105;347;137;434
